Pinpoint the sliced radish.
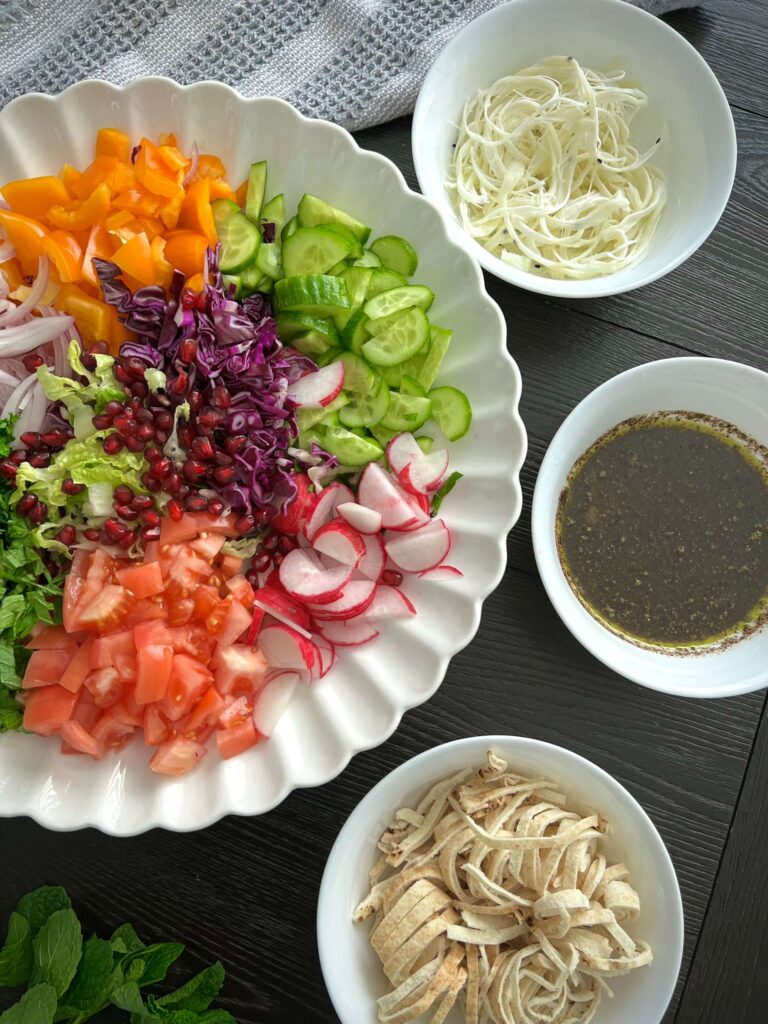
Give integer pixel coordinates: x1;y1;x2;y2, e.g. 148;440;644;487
357;531;386;582
253;586;313;637
304;481;355;541
337;501;383;535
278;547;351;604
358;463;428;531
317;618;381;647
309;579;377;621
286;362;344;408
385;519;451;573
314;635;336;677
399;449;449;495
253;670;301;737
386;432;423;476
312;520;366;568
271;473;314;535
357;585;416;622
258;623;320;675
419;564;464;581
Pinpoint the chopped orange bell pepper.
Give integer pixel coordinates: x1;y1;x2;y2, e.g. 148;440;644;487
159;132;178;148
0;209;49;275
2;176;72;221
209;179;237;202
72;157;119;200
105;209;134;231
113;233;156;286
150;236;174;290
55;283;113;344
179;179;217;247
105;162;136;193
158;191;184;230
0;259;23;292
133;216;165;242
42;230;83;283
59;164;82;194
185;272;205;292
164;231;209;278
112;188;161;217
96;128;131;163
134;139;183;200
235;179;248;208
194;154;226;181
158;145;190;175
47;183;112;232
81;224;114;288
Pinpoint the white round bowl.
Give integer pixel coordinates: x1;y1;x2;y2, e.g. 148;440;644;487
0;79;526;834
532;357;768;697
412;0;737;299
318;734;683;1024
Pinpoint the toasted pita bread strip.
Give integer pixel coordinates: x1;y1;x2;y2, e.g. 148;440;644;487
395;808;424;827
384;908;461;986
602;918;641;959
430;966;468;1024
567;927;614;961
355;864;445;922
598;879;640;922
377;956;440;1017
381;942;466;1023
581;853;606;899
387;768;474;866
459;908;525;932
463;941;481;1024
446;921;528;945
373;881;451;961
582;940;653;975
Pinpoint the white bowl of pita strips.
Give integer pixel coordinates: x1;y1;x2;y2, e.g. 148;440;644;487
318;734;683;1024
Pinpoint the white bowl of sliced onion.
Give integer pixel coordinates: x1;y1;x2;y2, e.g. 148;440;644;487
318;735;683;1024
412;0;736;298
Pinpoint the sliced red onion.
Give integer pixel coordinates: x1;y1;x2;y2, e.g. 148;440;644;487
0;313;76;356
183;141;200;186
0;255;49;327
13;378;48;439
0;240;14;262
2;372;37;419
0;367;20;409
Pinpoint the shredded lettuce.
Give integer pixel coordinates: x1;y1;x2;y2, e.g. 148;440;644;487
37;340;125;427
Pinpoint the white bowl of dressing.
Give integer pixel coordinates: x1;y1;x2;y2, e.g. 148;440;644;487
412;0;737;298
532;357;768;698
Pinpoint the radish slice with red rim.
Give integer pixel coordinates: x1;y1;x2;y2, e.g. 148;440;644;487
304;481;355;541
418;564;464;580
286;362;344;408
278;547;351;604
358;462;429;531
399;448;449;495
258;623;321;676
386;432;423;476
253;587;313;638
312;519;366;568
357;585;416;622
309;579;377;621
357;532;386;582
253;670;301;737
317;618;381;647
337;501;383;535
385;518;451;573
314;635;336;677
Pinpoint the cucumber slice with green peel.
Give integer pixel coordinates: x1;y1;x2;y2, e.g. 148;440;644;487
291;329;335;359
282;225;355;277
316;347;343;368
361;306;430;368
327;260;349;276
369;235;419;277
340;309;371;354
245;161;268;223
365;307;409;337
428;386;472;441
274;275;349;317
339;374;390;428
366;268;407;299
339;351;377;394
256;242;283;280
381;391;432;432
321;425;383;466
353;249;382;269
324;223;364;259
212;199;261;272
416;327;453;391
364;284;434;320
334;267;373;330
261;193;285;240
379;343;428;388
221;273;242;299
370;424;399;447
297;194;371;244
400;374;427;397
283;215;299;240
276;310;339;344
415;435;434;454
255;275;273;294
296;394;349;433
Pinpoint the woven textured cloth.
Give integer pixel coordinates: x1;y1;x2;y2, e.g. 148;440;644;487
0;0;699;131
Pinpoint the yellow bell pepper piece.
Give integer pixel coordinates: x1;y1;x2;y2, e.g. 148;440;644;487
2;176;72;221
47;183;112;231
96;128;131;163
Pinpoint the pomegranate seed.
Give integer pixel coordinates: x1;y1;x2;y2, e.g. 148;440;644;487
278;535;296;554
177;484;190;500
124;356;147;381
92;414;112;430
20;430;41;449
132;408;150;423
98;528;113;545
90;341;110;354
155;410;173;431
28;501;48;525
103;518;127;541
81;352;98;372
113;365;132;384
103;400;125;419
180;289;197;311
155;429;169;444
214;451;233;466
10;449;27;465
164;471;183;495
17;493;37;515
208;498;225;516
263;533;279;553
188;391;202;413
272;552;284;567
178;338;199;363
41;429;68;448
170;371;189;396
235;514;255;535
167;499;184;521
254;509;270;526
102;434;124;455
62;478;85;496
145;445;163;463
211;386;231;409
191;436;215;460
115;503;139;521
113;414;133;434
83;527;100;541
183;458;206;481
177;424;194;449
184;495;208;512
245;568;260;585
22;353;44;373
131;494;154;510
124;435;145;453
213;466;235;485
224;434;247;455
114;484;134;504
198;406;223;429
148;457;171;479
27;453;50;469
144;476;162;493
252;552;272;573
382;570;403;587
118;530;137;549
140;509;161;527
131;381;149;399
140;525;160;542
55;525;76;546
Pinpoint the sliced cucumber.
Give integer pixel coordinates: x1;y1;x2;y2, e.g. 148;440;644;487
322;425;383;466
369;235;418;277
245;161;268;223
428;386;472;441
339;352;377;394
283;215;299;240
334;266;373;330
415;435;434;454
370;424;399;447
400;374;427;397
340;309;370;355
255;242;282;280
417;327;452;391
362;306;429;368
364;284;434;320
365;307;409;337
316;347;343;367
353;249;382;269
212;199;261;273
282;225;355;277
291;330;334;360
324;223;364;259
274;275;349;317
339;375;390;428
381;391;432;432
296;394;349;433
298;194;371;244
276;310;339;344
240;262;263;293
327;260;349;276
366;268;407;299
261;193;285;240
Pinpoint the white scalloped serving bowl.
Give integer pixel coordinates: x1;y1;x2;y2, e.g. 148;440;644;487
0;79;526;835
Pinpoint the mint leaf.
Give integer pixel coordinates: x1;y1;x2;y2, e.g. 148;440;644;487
0;686;22;731
196;1011;237;1023
30;908;82;997
156;962;224;1012
0;983;57;1024
121;943;184;987
111;923;145;954
430;471;463;514
64;936;114;1011
15;887;71;939
0;912;32;987
110;980;147;1014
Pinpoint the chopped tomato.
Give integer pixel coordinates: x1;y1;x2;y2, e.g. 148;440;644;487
192;584;220;621
60;720;100;757
23;649;74;688
212;644;268;696
218;694;252;729
90;709;135;757
191;511;238;536
134;619;173;649
111;699;144;728
23;685;78;736
115;561;164;598
123;598;168;627
160;653;213;721
113;652;138;682
25;625;78;650
90;631;134;669
159;513;200;545
190;532;226;559
217;554;243;580
84;666;123;708
167;624;215;663
76;584;133;632
167;598;195;627
135;644;173;704
59;637;95;693
144;706;171;747
150;738;207;776
71;690;100;732
167;547;213;590
224;575;255;607
215;600;252;648
143;540;160;564
216;719;261;760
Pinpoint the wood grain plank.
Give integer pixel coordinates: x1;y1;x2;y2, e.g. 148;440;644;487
675;696;768;1024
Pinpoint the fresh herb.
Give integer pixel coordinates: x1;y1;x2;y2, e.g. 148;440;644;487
0;886;236;1023
431;471;463;515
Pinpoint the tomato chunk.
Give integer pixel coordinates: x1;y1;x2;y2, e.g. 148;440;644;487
60;719;99;757
25;625;78;650
216;719;261;759
150;738;207;776
22;649;74;688
115;561;164;598
59;637;95;693
215;600;252;648
90;631;135;669
76;584;133;632
161;653;213;721
135;644;173;704
84;667;123;708
23;685;78;735
184;685;224;735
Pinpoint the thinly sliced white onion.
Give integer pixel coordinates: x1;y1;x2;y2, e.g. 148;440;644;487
0;240;15;262
2;372;37;423
0;313;76;356
13;378;48;439
0;367;20;409
183;141;200;186
0;255;49;327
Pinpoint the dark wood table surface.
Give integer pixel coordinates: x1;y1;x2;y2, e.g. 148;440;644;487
2;2;767;1021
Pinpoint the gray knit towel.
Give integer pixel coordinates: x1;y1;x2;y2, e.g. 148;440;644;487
0;0;701;131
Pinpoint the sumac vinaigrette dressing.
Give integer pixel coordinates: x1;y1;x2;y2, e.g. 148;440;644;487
556;414;768;647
